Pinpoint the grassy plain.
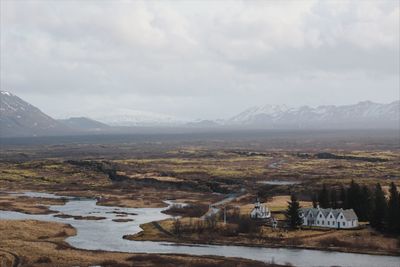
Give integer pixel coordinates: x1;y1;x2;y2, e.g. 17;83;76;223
0;130;399;263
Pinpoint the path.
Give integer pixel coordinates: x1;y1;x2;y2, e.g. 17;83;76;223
201;189;246;219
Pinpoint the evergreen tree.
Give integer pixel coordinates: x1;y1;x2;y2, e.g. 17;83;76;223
318;184;330;208
311;193;318;208
386;182;400;232
371;183;387;230
339;185;347;208
358;185;372;221
347;180;361;214
330;189;338;209
286;194;303;229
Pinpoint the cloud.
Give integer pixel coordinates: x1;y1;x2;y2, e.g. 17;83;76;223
1;0;398;119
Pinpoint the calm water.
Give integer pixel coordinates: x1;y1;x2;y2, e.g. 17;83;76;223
0;192;399;267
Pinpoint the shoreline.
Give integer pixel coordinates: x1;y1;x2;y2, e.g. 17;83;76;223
1;190;399;258
124;235;400;257
0;219;273;267
124;223;400;257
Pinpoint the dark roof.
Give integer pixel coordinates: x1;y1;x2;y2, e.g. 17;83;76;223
300;207;358;220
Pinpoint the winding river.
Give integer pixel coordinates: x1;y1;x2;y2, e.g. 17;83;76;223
1;192;399;267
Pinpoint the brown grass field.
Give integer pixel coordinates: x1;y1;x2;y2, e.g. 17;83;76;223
0;220;283;267
0;134;399;264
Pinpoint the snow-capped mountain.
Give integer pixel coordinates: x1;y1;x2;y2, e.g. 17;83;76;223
230;104;290;123
92;109;187;127
1;90;398;137
0;90;70;137
228;101;399;129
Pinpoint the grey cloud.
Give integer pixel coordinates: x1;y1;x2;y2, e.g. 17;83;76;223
1;0;398;120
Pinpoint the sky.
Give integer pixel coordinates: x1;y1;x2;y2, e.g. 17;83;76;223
1;0;399;120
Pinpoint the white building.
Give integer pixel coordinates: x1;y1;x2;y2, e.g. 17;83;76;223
300;206;358;229
250;199;271;219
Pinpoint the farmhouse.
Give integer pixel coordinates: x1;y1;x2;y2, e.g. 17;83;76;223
250;199;271;219
300;206;358;229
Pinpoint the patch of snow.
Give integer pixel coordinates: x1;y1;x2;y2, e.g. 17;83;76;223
228;101;400;127
0;91;11;96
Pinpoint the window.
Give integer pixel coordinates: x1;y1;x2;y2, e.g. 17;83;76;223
328;221;330;225
330;215;333;218
342;222;345;226
340;215;343;219
317;220;319;224
322;221;324;225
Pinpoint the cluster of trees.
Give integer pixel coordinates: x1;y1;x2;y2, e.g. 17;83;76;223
312;181;372;221
312;181;400;233
172;209;260;238
172;216;219;237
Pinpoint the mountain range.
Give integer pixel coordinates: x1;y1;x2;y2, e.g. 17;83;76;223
228;101;399;129
0;90;398;137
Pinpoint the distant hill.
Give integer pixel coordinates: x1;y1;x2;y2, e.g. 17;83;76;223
228;101;400;129
58;117;110;131
0;90;71;137
92;109;185;127
185;120;221;128
1;90;398;137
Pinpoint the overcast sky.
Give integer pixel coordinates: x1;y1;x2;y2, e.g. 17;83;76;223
1;0;399;120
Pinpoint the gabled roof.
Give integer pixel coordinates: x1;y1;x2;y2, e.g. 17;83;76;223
300;207;357;220
342;209;358;220
325;208;342;218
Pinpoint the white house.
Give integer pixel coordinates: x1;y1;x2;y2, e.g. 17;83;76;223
250;199;271;219
299;206;358;229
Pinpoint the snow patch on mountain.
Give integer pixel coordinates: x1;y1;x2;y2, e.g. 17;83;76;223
228;101;399;129
1;91;12;96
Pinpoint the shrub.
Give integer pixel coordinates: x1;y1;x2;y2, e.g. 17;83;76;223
35;257;51;263
165;203;208;217
237;216;260;234
319;237;349;247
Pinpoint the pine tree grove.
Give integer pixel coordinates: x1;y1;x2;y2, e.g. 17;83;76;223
312;181;399;233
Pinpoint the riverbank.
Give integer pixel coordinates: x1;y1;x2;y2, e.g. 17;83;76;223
0;193;66;214
124;219;400;257
1;191;399;266
0;220;282;267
